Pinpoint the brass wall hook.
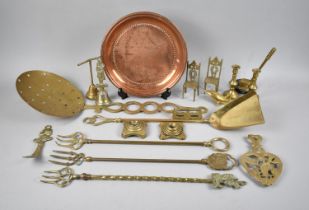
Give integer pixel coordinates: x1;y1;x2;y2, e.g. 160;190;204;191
49;150;238;170
41;167;246;189
56;132;230;152
24;125;53;158
240;134;283;186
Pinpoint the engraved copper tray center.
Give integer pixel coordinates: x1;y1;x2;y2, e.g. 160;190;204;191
102;12;187;97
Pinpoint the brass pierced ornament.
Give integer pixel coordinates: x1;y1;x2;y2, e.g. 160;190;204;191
122;120;147;138
159;122;185;140
240;134;283;186
41;167;246;189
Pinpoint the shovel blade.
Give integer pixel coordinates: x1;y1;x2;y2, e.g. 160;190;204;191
209;91;264;130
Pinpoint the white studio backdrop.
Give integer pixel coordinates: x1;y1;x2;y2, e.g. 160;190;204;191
0;0;308;210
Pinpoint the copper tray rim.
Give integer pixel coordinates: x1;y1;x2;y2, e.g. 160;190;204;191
101;11;187;97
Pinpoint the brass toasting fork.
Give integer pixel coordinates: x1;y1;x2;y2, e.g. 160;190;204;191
49;150;237;170
41;167;246;189
56;132;230;152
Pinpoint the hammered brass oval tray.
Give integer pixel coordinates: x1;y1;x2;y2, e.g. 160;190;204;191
102;12;187;97
16;70;85;117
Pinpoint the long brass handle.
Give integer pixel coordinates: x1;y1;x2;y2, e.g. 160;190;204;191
259;48;276;70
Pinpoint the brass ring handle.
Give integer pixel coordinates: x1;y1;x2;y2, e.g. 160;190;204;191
225;154;239;170
209;137;231;152
104;102;124;113
160;102;178;113
142;101;160;114
123;101;142;114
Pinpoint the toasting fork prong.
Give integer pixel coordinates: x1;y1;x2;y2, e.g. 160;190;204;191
48;160;74;166
57;132;84;139
40;167;75;187
49;150;85;166
50;154;74;161
56;137;75;143
56;132;87;150
52;150;76;155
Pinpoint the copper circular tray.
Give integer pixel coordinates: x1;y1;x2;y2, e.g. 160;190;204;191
101;12;187;97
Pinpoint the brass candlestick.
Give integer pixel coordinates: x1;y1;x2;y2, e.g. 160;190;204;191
205;64;240;104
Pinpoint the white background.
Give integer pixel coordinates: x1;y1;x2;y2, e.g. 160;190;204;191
1;0;308;209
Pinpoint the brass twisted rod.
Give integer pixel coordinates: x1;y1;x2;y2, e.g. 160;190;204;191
41;167;246;189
